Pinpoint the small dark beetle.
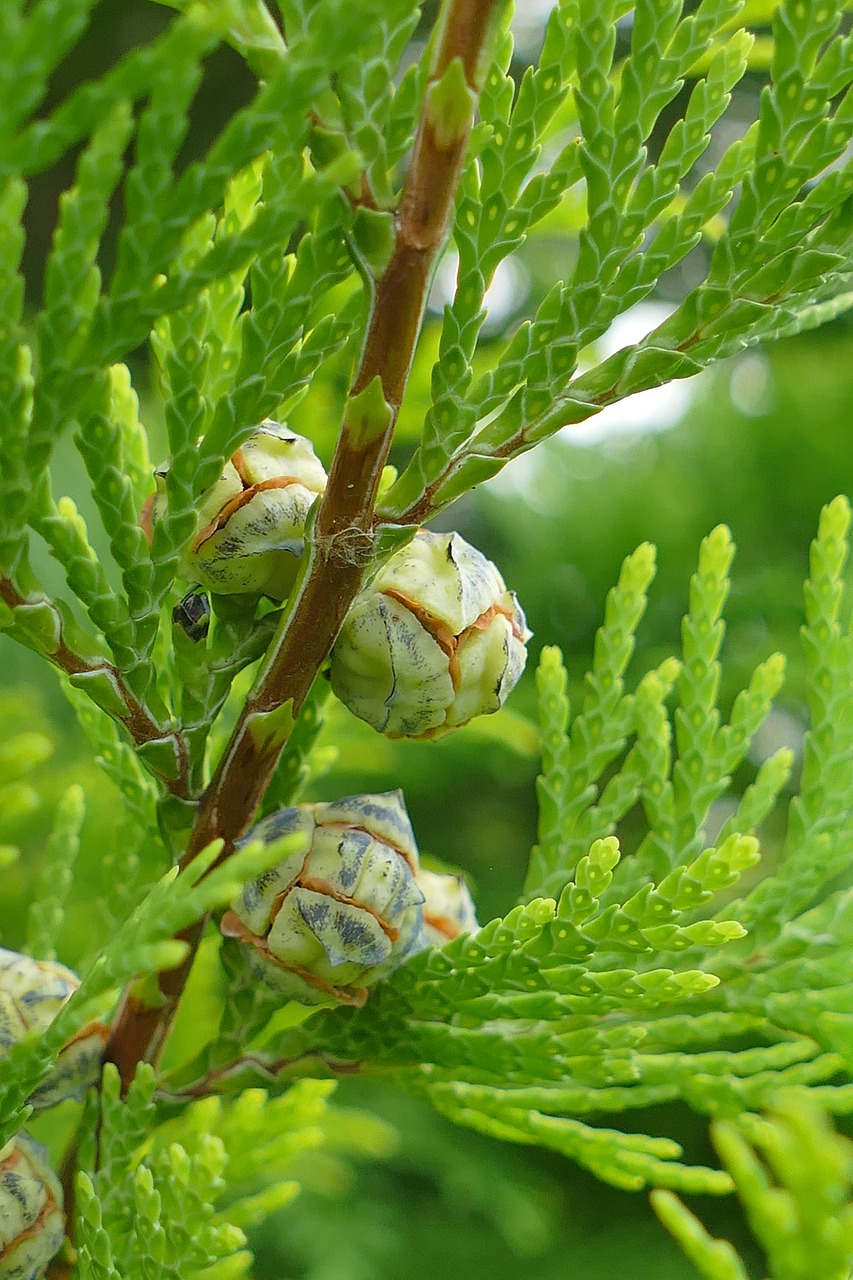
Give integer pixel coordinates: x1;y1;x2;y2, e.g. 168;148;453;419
172;590;211;642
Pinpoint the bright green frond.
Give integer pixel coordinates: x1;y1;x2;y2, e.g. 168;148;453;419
654;1094;853;1280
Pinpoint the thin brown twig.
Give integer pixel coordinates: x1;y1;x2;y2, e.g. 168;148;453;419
45;1253;75;1280
160;1050;365;1101
43;1127;84;1280
0;577;192;799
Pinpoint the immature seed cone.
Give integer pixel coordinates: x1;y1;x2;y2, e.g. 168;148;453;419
142;420;327;599
221;792;425;1006
330;530;531;738
0;1132;64;1280
415;868;480;949
0;949;108;1110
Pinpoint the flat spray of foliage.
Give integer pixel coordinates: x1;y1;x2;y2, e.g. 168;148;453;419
0;0;852;1276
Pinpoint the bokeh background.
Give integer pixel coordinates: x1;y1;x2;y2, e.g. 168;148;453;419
3;2;853;1277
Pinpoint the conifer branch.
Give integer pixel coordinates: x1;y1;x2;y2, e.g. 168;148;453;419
104;0;504;1089
6;2;853;1273
0;576;191;799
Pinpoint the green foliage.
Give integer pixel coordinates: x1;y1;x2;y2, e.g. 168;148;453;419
727;497;853;941
653;1092;853;1280
226;498;850;1202
524;540;661;900
1;1;853;1278
74;1064;394;1280
381;0;853;518
25;783;85;962
77;1065;250;1280
0;719;53;866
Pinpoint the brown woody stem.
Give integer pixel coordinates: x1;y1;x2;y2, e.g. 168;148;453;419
103;0;503;1091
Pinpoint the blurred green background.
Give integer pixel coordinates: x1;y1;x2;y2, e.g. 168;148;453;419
4;2;853;1276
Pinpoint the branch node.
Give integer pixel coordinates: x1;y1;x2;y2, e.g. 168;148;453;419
317;525;376;570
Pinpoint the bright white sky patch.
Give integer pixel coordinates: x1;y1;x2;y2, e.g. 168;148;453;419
565;301;702;444
428;248;703;497
487;301;704;501
510;0;555;56
729;351;774;417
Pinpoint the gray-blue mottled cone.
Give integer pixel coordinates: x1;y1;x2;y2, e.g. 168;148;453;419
0;1132;64;1280
0;949;108;1110
329;530;530;738
414;867;480;949
221;791;425;1006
